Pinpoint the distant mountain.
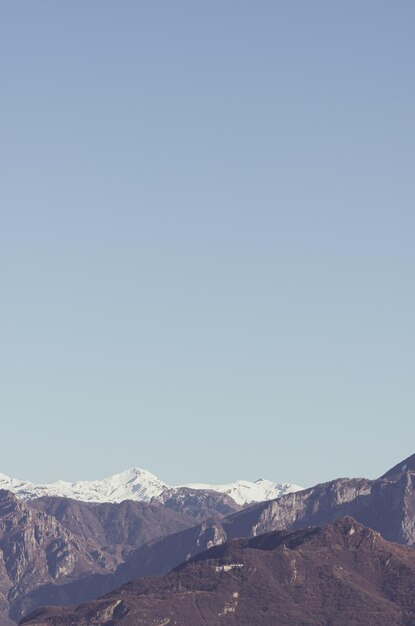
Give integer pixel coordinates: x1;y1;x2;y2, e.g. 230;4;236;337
180;478;302;505
0;468;303;506
0;468;167;504
21;516;415;626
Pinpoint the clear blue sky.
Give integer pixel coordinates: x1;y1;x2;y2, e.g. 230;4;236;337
1;1;414;487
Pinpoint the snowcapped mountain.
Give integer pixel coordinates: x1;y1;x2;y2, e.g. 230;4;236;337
0;468;167;503
0;469;303;506
181;478;303;505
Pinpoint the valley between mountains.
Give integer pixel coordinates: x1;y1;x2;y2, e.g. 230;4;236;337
0;454;414;625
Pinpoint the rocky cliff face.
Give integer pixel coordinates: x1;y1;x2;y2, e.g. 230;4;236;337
223;470;415;545
0;490;195;624
0;490;117;624
30;496;196;558
20;516;415;626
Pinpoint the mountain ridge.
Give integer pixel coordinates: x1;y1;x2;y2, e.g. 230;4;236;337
0;468;303;506
20;515;415;626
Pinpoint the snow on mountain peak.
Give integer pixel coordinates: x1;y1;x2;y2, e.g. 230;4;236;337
0;468;167;503
0;468;303;506
180;478;303;505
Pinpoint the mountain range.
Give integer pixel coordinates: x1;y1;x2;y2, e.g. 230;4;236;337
21;516;415;626
0;453;413;624
0;469;303;506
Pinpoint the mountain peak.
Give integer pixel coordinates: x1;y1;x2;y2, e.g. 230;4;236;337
380;453;415;480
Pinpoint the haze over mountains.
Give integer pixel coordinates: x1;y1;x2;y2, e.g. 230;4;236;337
0;453;413;625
